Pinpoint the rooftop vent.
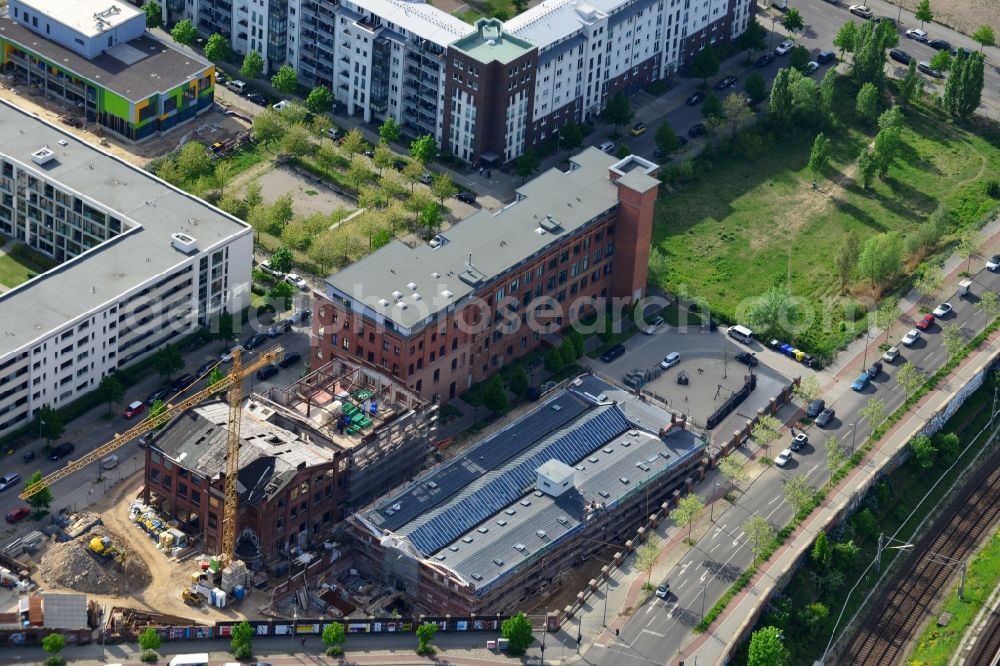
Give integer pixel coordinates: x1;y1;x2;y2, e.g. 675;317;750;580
170;232;198;254
378;298;390;307
513;543;526;552
391;290;403;300
407;282;417;290
556;516;568;525
441;290;454;299
539;215;562;233
30;146;56;166
493;558;505;566
496;519;507;526
472;572;483;581
536;530;547;539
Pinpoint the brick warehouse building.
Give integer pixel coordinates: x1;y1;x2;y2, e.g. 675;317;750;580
312;149;659;404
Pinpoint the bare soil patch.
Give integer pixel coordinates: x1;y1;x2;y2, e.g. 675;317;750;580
39;518;151;596
895;0;996;36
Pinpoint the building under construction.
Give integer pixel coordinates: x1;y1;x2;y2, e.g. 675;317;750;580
351;374;709;615
143;359;434;567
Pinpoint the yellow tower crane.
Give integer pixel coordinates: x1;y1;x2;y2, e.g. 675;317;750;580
19;346;282;567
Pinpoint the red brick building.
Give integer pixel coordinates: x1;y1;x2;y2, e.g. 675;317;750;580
312;149;659;404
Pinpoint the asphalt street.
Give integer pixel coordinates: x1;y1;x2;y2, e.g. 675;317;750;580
585;262;1000;665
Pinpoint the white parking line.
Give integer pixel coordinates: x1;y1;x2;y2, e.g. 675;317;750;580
710;543;720;553
924;351;935;361
768;495;780;505
641;628;666;638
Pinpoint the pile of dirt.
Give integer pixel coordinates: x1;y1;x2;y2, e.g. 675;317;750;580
39;526;152;596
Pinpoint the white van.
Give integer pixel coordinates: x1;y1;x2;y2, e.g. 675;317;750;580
728;325;754;344
225;80;247;94
598;140;615;154
167;654;209;666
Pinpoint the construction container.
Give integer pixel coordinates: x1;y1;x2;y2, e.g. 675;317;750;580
209;556;221;573
232;585;247;601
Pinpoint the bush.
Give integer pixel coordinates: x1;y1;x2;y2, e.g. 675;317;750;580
986;179;1000;198
140;653;159;663
43;658;66;666
325;646;343;656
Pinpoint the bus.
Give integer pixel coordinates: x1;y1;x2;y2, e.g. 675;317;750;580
167;654;209;666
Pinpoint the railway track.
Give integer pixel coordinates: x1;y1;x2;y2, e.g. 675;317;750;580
844;451;1000;665
968;606;1000;666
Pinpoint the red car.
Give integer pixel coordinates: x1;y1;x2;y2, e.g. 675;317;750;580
5;506;30;523
122;400;146;419
915;313;935;330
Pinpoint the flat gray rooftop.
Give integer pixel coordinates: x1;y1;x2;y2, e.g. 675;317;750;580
0;17;210;102
325;149;658;333
0;100;250;358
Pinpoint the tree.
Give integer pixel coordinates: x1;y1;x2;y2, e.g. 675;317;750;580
769;67;794;128
941;323;966;359
250;109;286;146
501;612;534;655
857;147;877;189
152;344;184;379
835;230;861;290
748;626;788;666
975;289;999;322
508;365;529;396
544;348;564;373
745;286;791;338
736;18;767;58
379;117;402;144
282;123;313;158
341;128;365;162
914;263;943;302
206;366;225;391
603;90;634;132
240;50;265;80
636;535;661;587
856;82;879;122
653;120;679;155
751;414;782;459
138;627;162;657
808;132;830;182
804;602;830;630
934;431;960;464
691;46;720;84
409;134;438;165
833;539;861;567
559;340;576;366
244;180;263;213
149;399;168;430
859;397;887;446
303;85;335;114
42;633;65;664
853;20;898;88
745;71;767;104
431;172;458;205
559;122;584;154
874;300;900;343
896;361;925;401
347;161;372;192
722;93;752;136
143;1;162;29
702;92;724;122
783;474;814;515
812;531;833;571
857;233;902;294
269;245;294;273
744;515;776;564
170;19;197;46
322;622;346;656
958;227;982;272
833;20;859;59
415;622;437;655
914;0;933;29
930;49;952;75
971;25;996;51
782;8;804;33
790;45;811;73
204;33;230;62
674;494;705;541
176;141;213;182
719;456;750;493
910;433;937;468
794;375;823;404
230;620;253;659
515;149;541;183
271;65;298;95
97;374;125;415
944;51;985;118
24;471;53;512
825;437;848;472
483;376;507;414
369;142;395;177
872;125;902;178
898;59;922;107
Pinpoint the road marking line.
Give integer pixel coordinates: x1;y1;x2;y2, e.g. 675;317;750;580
808;464;819;475
641;629;666;638
710;543;720;553
768;495;780;505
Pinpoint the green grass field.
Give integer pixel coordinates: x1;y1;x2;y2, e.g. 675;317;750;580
0;246;56;288
652;95;1000;358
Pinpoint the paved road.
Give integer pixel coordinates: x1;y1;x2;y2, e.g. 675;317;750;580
586;262;1000;665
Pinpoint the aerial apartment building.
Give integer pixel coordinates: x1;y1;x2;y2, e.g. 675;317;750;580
0;100;251;439
312;149;658;405
0;0;215;142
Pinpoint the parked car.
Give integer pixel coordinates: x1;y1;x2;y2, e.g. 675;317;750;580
221;344;243;362
660;352;681;370
0;472;21;492
790;433;808;451
932;302;953;317
905;28;928;42
755;53;776;67
601;344;626;362
420;171;434;184
393;159;408;171
873;15;896;26
775;40;795;55
851;371;872;391
901;328;921;346
849;4;873;18
122;400;146;419
244;333;268;350
655;583;671;598
815;408;836;428
196;360;217;377
775;448;793;466
987;254;1000;271
883;346;900;363
169;374;196;393
868;361;883;377
688;123;706;138
715;75;738;90
272;100;291;111
326;127;343;141
278;351;302;368
258;261;284;278
952;46;974;58
285;273;308;290
917;61;944;78
256;364;279;381
291;309;312;324
145;387;169;406
5;506;30;523
817;50;836;64
246;92;268;106
735;352;759;367
456;191;477;204
802;61;820;75
927;38;951;51
643;316;665;335
806;399;825;418
49;442;76;461
686;91;706;106
889;48;912;65
915;313;935;330
629;122;648;136
268;319;293;337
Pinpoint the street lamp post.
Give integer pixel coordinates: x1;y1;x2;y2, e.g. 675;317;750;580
928;551;967;600
862;329;871;368
875;533;914;574
291;605;297;653
849;423;858;453
710;482;720;522
700;583;708;622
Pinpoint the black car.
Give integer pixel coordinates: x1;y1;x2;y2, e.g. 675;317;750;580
815;408;836;428
392;159;408;171
244;333;268;350
868;361;883;377
676;136;689;148
49;442;76;461
927;38;951;51
145;387;169;406
688;123;706;138
600;344;626;362
806;399;825;418
873;16;895;26
456;191;476;204
686;91;706;106
169;373;196;393
889;48;912;65
279;351;302;368
755;53;776;68
363;150;375;158
256;364;279;381
196;360;217;377
735;352;759;367
715;76;737;90
246;92;268;106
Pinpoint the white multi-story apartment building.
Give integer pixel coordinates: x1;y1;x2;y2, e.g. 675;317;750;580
0;100;252;438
